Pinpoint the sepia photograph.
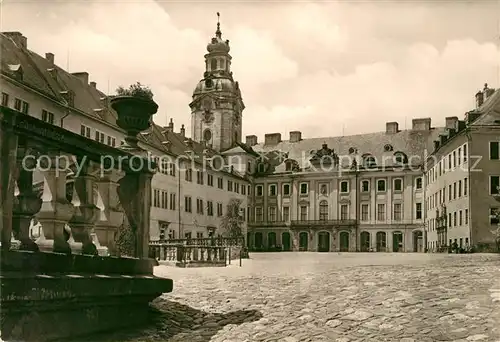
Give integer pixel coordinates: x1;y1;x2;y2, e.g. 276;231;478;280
0;0;500;341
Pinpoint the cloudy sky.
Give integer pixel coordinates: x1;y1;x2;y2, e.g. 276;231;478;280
2;0;500;141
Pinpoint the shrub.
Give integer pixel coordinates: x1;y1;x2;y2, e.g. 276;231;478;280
116;82;154;100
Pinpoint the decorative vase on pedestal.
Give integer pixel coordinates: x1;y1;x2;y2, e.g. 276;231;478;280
110;96;158;151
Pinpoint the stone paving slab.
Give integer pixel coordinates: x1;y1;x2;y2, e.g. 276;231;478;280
92;253;500;342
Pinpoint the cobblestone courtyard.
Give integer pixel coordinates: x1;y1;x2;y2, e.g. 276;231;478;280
97;253;500;342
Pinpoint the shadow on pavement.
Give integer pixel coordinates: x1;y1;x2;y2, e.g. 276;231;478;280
73;298;263;342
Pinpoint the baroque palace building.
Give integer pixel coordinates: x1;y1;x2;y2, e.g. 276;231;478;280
2;17;499;253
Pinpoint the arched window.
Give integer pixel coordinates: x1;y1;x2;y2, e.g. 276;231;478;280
319;200;329;221
210;59;217;71
220;58;225;70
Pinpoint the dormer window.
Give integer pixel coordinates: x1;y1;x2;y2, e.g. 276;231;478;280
8;64;23;81
257;163;265;173
362;154;377;168
348;147;356;154
394;152;408;165
285;161;292;171
384;144;393;152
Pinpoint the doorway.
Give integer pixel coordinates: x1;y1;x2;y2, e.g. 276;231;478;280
317;231;330;252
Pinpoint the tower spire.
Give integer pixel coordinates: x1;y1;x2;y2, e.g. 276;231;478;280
216;12;222;38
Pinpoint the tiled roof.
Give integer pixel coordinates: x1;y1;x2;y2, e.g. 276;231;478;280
251;128;445;171
470;88;500;126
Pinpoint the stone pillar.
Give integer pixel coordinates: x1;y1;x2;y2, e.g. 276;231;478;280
12;145;42;251
117;170;154;259
36;151;75;254
95;170;124;256
68;159;100;255
310;229;317;252
387;231;393;252
371;231;377;251
292;230;299;251
0;120;18;250
330;229;336;252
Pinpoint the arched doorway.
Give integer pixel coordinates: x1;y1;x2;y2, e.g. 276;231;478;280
268;232;277;251
254;232;263;250
376;232;386;252
282;232;291;251
360;231;370;252
299;232;309;251
412;230;423;252
339;231;349;252
393;231;403;252
317;231;330;252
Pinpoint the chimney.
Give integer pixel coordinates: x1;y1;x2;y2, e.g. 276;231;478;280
475;90;484;108
180;124;185;137
45;52;54;65
289;131;302;142
90;81;96;88
264;133;281;146
445;116;458;131
3;32;27;49
245;135;258;146
385;122;399;134
72;72;89;84
168;118;174;131
439;135;447;145
412;118;431;131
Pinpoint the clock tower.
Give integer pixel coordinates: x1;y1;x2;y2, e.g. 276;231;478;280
190;13;245;152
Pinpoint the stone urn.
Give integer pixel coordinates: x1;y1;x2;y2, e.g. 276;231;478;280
110;96;158;150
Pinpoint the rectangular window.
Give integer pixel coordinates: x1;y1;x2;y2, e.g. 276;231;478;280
393;203;402;221
169;193;176;210
217;177;223;189
241;184;246;195
196;232;204;239
453;212;457;227
458;180;462;197
282;206;290;222
377;179;386;192
269;184;277;196
41;110;55;124
300;183;308;195
393;179;403;192
207;174;214;186
361;180;370;192
300;205;308;220
228;180;233;192
283;184;291;196
268;206;277;222
361;204;369;221
185;168;192;182
416;203;422;220
340;204;348;220
207;201;214;216
197;171;204;185
255;207;263;222
377;204;385;221
21;100;29;114
95;130;105;144
463;144;467;162
256;185;263;196
459;210;463;226
235;183;240;194
490;142;500;160
161;190;168;209
448;184;452;200
14;98;21;111
1;92;9;106
453;182;457;199
184;196;192;213
491;176;500;195
153;189;160;207
217;203;223;217
196;198;204;215
465;209;469;225
80;124;91;138
458;147;462;165
340;181;349;193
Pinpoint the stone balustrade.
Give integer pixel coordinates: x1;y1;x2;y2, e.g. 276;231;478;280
0;101;173;341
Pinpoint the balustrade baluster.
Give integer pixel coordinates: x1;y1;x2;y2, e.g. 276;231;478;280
68;158;102;255
95;170;124;256
36;151;75;254
12;143;42;251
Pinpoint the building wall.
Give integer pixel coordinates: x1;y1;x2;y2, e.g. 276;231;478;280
469;127;500;246
250;169;425;252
